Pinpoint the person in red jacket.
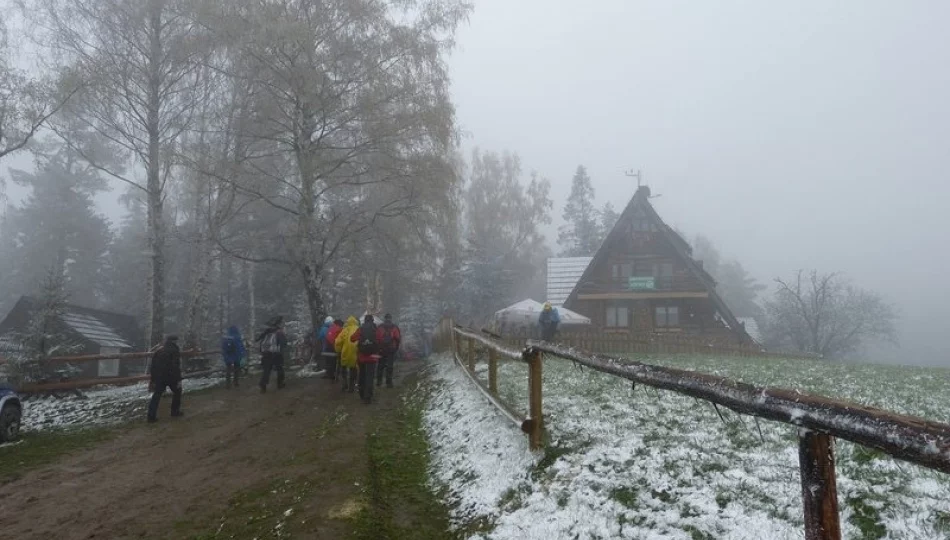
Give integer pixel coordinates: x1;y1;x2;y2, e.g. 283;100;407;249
350;314;380;404
376;313;401;388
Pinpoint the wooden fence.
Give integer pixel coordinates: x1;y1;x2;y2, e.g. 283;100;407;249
12;349;222;393
493;326;817;360
446;325;950;540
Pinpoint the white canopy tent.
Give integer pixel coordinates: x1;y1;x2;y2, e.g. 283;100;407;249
492;299;591;329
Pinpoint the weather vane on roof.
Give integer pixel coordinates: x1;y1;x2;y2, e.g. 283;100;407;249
624;169;642;187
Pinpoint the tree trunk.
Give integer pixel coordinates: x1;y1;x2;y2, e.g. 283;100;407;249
185;247;215;349
246;259;256;337
145;0;165;346
302;263;326;331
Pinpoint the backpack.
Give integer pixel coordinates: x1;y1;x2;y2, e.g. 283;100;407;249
358;323;378;355
224;337;238;356
380;325;397;354
260;331;280;354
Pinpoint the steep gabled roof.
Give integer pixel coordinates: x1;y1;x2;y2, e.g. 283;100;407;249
564;186;751;343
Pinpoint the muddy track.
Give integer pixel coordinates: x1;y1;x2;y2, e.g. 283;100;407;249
0;365;422;540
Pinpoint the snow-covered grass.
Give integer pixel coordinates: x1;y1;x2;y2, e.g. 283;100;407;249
19;362;326;433
424;353;950;539
21;376;225;432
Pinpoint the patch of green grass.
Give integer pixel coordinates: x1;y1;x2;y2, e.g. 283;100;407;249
846;496;887;540
351;380;478;540
935;510;950;533
609;486;639;509
0;427;114;482
182;476;319;540
530;442;574;481
682;524;715;540
851;445;886;465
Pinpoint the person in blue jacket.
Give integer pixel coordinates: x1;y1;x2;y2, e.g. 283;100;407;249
539;302;561;341
316;316;334;378
221;325;246;389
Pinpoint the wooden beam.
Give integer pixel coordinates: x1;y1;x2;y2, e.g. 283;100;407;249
527;349;544;450
528;340;950;474
578;291;709;300
799;431;841;540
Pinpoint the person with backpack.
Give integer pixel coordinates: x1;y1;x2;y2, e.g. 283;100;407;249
147;335;184;423
376;313;402;389
256;316;288;393
325;319;345;381
350;314;380;404
334;316;359;392
316;316;334;379
221;325;246;389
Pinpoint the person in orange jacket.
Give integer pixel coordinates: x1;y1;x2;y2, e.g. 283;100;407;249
350;314;380;404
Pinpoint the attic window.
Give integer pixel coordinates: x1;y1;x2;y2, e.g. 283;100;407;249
632;219;654;232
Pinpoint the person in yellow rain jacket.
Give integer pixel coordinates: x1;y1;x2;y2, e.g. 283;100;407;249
335;316;360;393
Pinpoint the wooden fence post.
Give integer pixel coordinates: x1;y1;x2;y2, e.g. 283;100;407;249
528;348;543;450
467;337;475;372
488;348;498;395
799;431;841;540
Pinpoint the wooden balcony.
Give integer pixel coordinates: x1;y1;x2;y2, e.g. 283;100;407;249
576;275;708;301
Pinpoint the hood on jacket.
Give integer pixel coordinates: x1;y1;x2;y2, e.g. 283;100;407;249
345;316;359;327
227;325;242;339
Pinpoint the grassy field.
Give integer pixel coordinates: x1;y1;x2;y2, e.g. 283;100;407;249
427;353;950;539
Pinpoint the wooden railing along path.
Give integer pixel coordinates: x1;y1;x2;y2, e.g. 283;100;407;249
445;324;950;540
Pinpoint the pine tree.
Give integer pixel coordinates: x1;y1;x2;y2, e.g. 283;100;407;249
10;268;82;383
599;202;620;239
558;166;601;256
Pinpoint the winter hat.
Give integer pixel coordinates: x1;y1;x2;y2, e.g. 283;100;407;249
324;316;333;325
364;314;375;324
384;313;393;322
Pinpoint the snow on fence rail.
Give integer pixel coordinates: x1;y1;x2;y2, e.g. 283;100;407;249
446;325;950;540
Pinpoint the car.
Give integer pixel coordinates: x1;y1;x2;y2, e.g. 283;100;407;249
0;384;22;443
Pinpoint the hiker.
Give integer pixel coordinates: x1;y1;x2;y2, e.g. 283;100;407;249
325;318;345;381
316;316;334;379
147;335;184;423
376;313;402;389
334;316;359;393
350;314;380;404
539;302;561;341
256;316;288;393
221;325;246;389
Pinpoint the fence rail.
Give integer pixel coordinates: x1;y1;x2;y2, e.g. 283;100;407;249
444;324;950;540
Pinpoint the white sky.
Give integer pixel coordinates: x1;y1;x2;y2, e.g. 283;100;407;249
3;0;948;365
449;0;950;365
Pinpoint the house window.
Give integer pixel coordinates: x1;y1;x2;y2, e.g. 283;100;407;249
98;347;120;377
612;263;633;280
632;219;653;232
606;303;630;328
655;306;679;327
654;262;674;289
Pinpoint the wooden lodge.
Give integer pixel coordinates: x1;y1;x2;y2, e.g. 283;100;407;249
0;296;145;379
558;185;754;346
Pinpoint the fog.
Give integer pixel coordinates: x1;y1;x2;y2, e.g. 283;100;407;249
0;0;946;365
450;0;950;366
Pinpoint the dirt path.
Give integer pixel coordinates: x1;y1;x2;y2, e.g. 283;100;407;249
0;364;424;540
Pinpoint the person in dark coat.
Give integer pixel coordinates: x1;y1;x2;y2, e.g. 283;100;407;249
350;314;380;404
376;313;401;388
256;316;288;393
539;302;561;341
221;325;246;389
147;335;184;423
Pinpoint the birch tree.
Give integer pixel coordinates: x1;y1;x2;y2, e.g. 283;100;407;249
27;0;213;345
206;0;470;330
